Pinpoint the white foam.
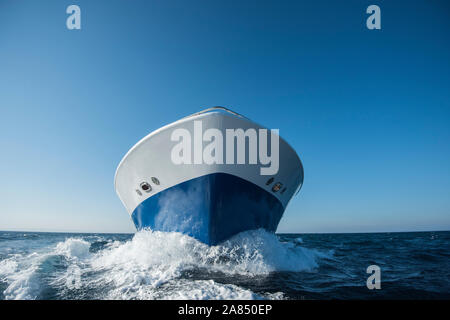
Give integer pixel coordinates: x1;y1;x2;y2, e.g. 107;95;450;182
211;230;321;274
0;238;91;299
106;278;285;300
55;238;91;259
0;255;41;300
83;229;328;299
0;257;18;276
1;229;331;300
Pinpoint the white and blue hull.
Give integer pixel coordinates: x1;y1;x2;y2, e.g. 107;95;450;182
115;108;303;245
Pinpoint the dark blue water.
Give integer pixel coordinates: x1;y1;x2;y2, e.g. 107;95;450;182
0;230;448;300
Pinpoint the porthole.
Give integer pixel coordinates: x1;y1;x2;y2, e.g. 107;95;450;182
140;182;152;192
280;187;287;194
272;182;282;193
151;177;160;185
266;177;274;185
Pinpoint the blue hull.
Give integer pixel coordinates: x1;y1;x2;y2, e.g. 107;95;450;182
131;173;285;245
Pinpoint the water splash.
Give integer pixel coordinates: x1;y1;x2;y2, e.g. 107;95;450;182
0;229;330;300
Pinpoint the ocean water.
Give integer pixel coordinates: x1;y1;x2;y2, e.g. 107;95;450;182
0;229;448;300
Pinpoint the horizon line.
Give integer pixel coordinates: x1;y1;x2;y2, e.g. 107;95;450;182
0;228;448;235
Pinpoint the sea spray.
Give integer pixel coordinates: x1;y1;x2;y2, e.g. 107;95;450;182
0;229;331;300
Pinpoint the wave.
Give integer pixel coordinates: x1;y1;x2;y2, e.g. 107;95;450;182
0;229;331;300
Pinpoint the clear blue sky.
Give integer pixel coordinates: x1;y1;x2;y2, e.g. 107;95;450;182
1;0;449;233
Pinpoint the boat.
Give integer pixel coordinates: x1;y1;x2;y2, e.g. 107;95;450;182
114;107;304;245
